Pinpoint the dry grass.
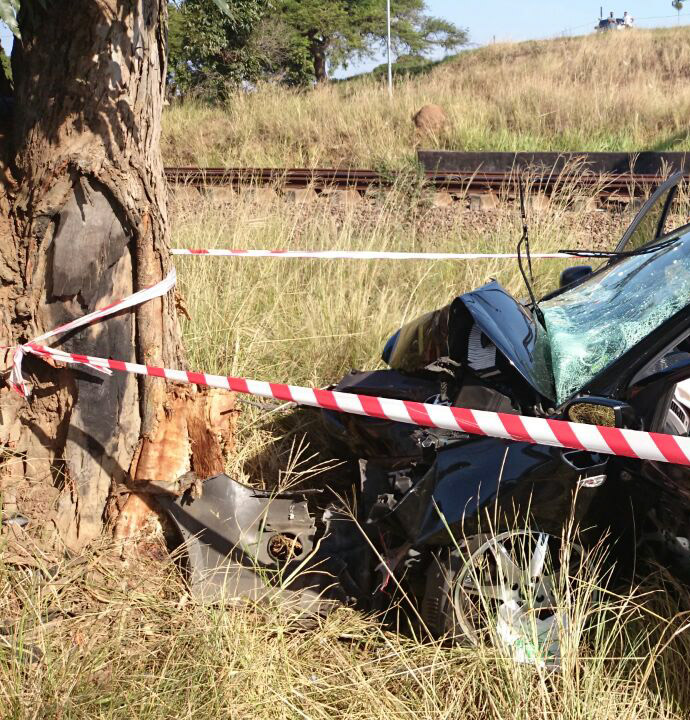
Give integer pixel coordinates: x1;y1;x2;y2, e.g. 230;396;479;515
162;26;690;170
171;174;635;483
3;176;690;717
2;521;690;718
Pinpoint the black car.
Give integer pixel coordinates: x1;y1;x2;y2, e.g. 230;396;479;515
163;173;690;665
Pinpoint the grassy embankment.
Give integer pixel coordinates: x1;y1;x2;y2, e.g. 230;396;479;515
4;27;690;719
162;26;690;169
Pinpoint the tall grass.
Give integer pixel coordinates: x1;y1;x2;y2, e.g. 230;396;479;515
2;519;690;717
3;174;690;716
171;177;632;482
173;180;629;386
162;27;690;169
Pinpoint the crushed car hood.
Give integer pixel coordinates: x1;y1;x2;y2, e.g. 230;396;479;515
458;281;556;401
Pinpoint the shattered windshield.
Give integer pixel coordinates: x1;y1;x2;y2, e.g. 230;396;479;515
540;232;690;404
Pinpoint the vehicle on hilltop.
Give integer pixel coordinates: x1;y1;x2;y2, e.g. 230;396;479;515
596;11;634;31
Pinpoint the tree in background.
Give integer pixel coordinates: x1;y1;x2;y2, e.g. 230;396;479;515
168;0;468;96
0;43;11;96
276;0;468;84
168;0;272;100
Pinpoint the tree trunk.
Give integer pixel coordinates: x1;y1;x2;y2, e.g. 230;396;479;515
310;37;328;84
0;0;235;550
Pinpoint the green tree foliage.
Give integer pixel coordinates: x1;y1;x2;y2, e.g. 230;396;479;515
0;0;233;38
0;43;11;93
167;0;271;100
369;53;432;80
0;0;466;99
275;0;468;83
0;0;251;99
168;0;468;94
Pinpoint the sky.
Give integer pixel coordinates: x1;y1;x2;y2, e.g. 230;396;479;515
335;0;690;76
433;0;690;45
1;2;689;77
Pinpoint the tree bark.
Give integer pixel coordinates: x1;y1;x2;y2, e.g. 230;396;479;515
0;0;234;550
310;37;328;84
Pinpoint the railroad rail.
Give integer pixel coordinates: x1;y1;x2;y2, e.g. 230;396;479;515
164;166;683;197
416;151;690;176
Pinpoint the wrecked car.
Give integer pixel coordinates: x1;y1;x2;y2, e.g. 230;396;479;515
162;172;690;661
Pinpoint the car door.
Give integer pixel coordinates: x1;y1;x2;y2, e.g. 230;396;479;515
622;352;690;539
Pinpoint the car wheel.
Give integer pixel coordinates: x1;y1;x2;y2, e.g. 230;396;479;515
421;531;588;663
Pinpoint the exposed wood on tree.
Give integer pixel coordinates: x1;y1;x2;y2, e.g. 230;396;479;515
0;0;235;550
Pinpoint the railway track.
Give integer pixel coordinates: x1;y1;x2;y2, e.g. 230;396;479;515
164;165;680;198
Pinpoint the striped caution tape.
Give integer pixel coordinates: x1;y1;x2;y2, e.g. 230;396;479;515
170;249;571;260
9;261;689;466
8;270;177;397
19;341;690;467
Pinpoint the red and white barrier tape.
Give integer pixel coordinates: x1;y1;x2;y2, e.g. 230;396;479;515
9;270;177;397
171;249;571;260
8;260;690;467
20;342;690;467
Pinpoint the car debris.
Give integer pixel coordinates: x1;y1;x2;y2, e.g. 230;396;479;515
163;172;690;667
1;513;29;528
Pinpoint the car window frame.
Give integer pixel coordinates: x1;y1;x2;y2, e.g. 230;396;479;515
615;172;683;253
633;342;690;433
539;174;688;307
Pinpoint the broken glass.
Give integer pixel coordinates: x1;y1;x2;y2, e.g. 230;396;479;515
541;232;690;404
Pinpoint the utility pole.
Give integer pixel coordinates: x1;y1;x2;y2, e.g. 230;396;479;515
387;0;393;98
